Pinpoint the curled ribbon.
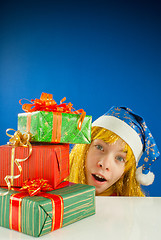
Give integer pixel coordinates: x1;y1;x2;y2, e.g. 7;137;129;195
19;93;86;130
4;129;32;193
6;128;32;146
20;178;54;196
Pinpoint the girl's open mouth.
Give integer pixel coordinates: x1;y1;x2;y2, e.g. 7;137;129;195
92;174;107;182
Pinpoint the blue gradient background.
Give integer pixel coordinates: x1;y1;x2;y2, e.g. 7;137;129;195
0;0;161;196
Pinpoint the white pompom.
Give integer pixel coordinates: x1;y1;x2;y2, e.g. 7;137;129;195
135;166;155;186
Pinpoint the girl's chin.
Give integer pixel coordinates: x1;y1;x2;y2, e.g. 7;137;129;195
95;183;114;195
95;188;105;195
94;185;109;195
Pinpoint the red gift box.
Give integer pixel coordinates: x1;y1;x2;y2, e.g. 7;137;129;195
0;144;69;188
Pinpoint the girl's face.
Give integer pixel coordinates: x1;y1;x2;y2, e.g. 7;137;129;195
85;138;127;195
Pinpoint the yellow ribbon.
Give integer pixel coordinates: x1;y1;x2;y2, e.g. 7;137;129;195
0;129;32;195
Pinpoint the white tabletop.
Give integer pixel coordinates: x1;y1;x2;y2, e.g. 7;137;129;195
0;196;161;240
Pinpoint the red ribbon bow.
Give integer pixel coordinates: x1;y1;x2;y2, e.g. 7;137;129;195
19;93;74;113
20;178;54;196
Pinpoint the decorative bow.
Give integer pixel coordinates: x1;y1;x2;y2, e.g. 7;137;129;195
19;93;86;130
20;178;54;196
4;129;32;191
6;128;32;147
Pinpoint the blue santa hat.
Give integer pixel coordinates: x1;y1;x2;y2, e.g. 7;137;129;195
92;106;160;186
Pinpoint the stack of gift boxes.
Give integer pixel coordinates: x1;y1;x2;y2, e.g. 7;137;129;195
0;93;95;237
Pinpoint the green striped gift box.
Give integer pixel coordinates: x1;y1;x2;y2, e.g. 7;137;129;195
0;183;95;237
18;111;92;144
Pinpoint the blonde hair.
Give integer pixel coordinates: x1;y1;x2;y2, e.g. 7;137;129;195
68;126;145;197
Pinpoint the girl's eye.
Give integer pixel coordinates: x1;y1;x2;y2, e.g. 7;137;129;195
95;144;104;151
116;156;125;162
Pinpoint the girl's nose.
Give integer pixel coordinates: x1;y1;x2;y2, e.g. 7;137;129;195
97;157;111;171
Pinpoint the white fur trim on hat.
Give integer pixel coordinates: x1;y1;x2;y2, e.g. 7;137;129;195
135;166;155;186
92;115;143;163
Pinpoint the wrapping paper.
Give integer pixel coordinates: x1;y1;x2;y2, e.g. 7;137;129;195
0;183;95;237
0;144;69;188
18;111;92;144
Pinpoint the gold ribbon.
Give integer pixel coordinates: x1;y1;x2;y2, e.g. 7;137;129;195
0;129;32;196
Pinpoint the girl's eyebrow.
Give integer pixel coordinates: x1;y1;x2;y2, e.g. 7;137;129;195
121;150;127;154
117;149;127;153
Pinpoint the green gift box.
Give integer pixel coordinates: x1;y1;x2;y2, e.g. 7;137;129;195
18;111;92;144
0;183;95;237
